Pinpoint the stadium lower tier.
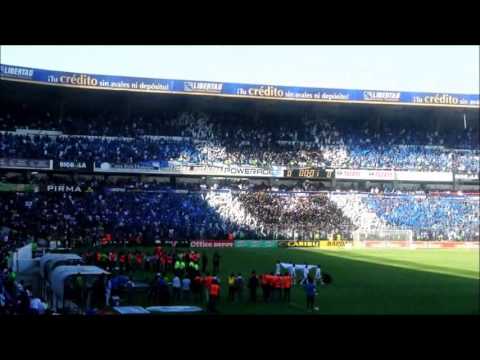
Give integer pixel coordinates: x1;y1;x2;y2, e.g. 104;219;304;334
0;191;478;254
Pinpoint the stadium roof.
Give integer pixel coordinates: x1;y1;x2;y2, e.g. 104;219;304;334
1;64;478;109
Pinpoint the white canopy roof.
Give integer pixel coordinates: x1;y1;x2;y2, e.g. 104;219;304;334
39;253;82;278
49;265;108;300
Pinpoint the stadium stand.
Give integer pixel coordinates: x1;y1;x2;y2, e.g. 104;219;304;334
1;96;479;171
1;87;479;251
1;81;479;315
1;185;478;248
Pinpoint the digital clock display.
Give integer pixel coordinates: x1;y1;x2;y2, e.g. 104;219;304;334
284;168;326;178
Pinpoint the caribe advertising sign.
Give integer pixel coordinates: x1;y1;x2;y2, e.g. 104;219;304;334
1;64;478;108
278;240;346;248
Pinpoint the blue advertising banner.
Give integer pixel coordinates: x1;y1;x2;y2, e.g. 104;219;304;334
1;64;479;108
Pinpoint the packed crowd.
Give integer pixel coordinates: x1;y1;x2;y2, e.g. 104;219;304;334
0;133;202;165
0;189;354;250
1;185;478;254
0;262;49;315
205;191;348;240
362;194;480;241
234;192;353;239
1;107;479;172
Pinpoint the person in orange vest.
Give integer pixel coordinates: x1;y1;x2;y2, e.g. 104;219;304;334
154;245;162;258
126;252;134;273
192;272;203;303
95;251;102;266
208;278;221;313
269;273;276;301
265;272;275;303
260;273;269;302
166;255;173;272
282;272;292;302
135;252;143;271
203;272;214;304
113;251;118;268
119;253;126;272
273;273;282;302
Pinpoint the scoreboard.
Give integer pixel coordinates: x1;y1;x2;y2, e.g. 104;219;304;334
283;168;334;179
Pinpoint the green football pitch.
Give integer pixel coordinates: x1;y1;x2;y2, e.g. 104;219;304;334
112;247;479;315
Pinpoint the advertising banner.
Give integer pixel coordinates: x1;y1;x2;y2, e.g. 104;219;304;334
363;241;387;248
413;241;479;249
162;240;191;248
0;183;37;192
335;169;395;181
43;184;93;193
2;64;478;108
96;162;284;178
53;160;94;172
0;158;51;170
190;240;234;248
336;169;454;182
463;242;480;249
278;240;321;248
386;241;411;248
319;240;347;249
395;171;453;182
455;173;479;182
234;240;278;248
278;240;346;248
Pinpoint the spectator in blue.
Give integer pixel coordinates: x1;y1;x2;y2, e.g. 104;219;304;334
304;276;317;311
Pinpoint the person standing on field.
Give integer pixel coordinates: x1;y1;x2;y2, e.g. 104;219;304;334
235;273;244;303
228;273;236;302
192;272;203;303
314;265;324;287
172;274;181;303
275;261;281;275
283;272;292;302
181;276;191;302
208;278;221;313
304;276;316;311
289;264;296;287
248;271;259;303
260;273;268;302
273;272;282;302
212;252;220;274
301;265;310;285
201;252;208;273
266;272;275;302
203;272;213;304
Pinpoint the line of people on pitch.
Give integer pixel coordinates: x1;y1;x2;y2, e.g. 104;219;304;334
146;271;222;312
84;248;218;276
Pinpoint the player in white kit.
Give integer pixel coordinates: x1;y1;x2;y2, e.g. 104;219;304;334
275;261;281;275
314;265;325;286
289;264;296;287
301;265;310;285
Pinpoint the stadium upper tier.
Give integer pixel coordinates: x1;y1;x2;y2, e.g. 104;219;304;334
0;110;479;173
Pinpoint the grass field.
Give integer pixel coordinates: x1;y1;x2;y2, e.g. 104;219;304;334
102;247;479;315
